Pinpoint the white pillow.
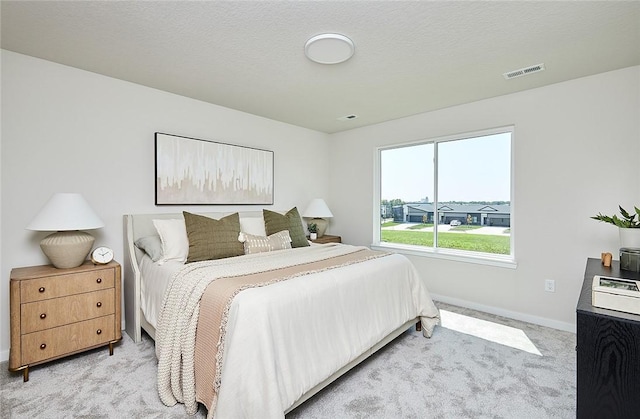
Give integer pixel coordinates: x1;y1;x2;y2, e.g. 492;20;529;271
153;218;189;264
239;216;267;237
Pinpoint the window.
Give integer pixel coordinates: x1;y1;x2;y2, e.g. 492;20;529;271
376;127;514;266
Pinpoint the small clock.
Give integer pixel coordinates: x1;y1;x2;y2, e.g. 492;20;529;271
91;246;114;265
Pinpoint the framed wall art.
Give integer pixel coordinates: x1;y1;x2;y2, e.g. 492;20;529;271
155;132;274;205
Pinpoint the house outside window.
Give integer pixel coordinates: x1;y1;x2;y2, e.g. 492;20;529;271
375;127;514;267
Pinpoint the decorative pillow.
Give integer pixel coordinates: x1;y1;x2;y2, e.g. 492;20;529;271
153;218;189;264
183;211;244;263
238;230;292;255
134;235;163;262
239;216;267;237
263;207;309;248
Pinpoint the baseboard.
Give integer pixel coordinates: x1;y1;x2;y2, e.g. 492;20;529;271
431;293;576;334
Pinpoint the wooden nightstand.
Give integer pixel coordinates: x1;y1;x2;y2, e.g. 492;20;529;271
9;260;122;381
310;234;342;244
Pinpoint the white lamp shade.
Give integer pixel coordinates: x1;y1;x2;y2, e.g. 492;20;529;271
302;199;334;218
27;193;104;231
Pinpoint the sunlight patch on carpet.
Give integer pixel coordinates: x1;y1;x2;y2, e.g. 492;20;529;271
440;310;542;356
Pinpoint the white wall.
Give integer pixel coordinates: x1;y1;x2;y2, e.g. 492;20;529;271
0;50;331;361
2;48;638;362
328;66;640;331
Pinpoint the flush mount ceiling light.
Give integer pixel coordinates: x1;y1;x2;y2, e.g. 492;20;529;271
305;34;355;64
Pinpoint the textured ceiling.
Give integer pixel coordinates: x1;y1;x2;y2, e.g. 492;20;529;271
2;1;639;133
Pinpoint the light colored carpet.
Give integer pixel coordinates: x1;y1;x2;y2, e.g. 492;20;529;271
1;302;576;418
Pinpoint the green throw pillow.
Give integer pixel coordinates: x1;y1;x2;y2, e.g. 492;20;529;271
183;211;244;263
263;207;310;248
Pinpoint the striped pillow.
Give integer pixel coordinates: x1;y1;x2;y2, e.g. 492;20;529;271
239;230;292;254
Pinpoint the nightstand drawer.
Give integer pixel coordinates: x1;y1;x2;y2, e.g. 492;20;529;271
21;315;115;365
21;289;115;334
20;268;115;302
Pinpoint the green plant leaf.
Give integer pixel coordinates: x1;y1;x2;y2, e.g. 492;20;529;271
612;215;625;228
619;206;632;220
591;206;640;228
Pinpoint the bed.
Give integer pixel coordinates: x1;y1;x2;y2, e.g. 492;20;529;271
123;210;440;418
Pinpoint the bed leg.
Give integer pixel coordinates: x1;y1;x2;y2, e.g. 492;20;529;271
415;321;422;332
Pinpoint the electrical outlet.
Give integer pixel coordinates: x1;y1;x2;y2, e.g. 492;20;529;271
545;279;555;293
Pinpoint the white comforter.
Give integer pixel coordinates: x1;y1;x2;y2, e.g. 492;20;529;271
157;244;439;418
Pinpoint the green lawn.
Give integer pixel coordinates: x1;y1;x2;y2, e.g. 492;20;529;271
381;230;510;255
407;223;433;230
449;225;482;231
381;221;401;227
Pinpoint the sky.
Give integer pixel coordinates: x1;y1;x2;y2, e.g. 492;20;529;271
381;132;511;202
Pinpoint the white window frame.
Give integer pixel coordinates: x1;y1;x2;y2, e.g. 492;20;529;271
372;126;517;269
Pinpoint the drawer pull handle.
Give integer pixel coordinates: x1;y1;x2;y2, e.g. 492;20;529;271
40;313;47;319
96;329;102;335
40;343;46;350
96;302;102;308
38;287;45;293
96;278;102;284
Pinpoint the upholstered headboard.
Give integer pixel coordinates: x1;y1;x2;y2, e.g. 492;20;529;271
122;210;283;342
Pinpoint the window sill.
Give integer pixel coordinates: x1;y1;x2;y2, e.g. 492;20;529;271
371;242;517;269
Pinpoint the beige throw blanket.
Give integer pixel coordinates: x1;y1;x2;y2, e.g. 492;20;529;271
156;244;388;416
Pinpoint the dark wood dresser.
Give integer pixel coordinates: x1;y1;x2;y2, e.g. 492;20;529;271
576;258;640;418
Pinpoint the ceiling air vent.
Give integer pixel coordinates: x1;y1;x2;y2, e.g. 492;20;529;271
337;114;358;121
503;63;545;80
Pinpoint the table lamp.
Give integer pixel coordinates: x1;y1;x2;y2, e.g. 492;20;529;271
27;193;104;269
302;198;333;238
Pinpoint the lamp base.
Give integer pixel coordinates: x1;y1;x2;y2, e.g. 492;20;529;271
312;218;329;238
40;231;95;269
